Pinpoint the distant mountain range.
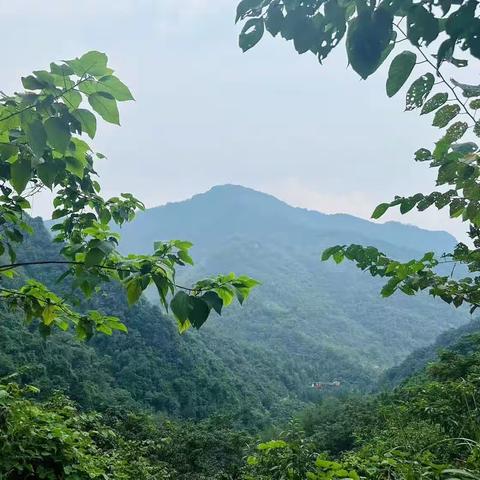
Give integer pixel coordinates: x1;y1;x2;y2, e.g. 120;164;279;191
22;184;469;422
116;184;467;371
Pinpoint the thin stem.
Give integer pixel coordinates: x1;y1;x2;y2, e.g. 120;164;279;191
0;260;214;293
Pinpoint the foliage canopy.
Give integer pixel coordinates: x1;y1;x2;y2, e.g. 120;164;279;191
237;0;480;313
0;52;258;339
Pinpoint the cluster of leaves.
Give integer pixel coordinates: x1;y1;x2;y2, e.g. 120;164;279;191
0;379;252;480
236;0;480;314
0;51;258;338
236;0;479;77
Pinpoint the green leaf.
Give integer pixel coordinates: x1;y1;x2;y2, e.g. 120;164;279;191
445;121;468;142
239;18;265;52
85;247;105;267
372;203;390;219
44;117;71;154
21;75;46;90
10;157;31;194
126;279;143;305
407;5;439;46
170;291;191;325
62;89;82;109
72;109;97;139
236;0;265;22
321;246;343;261
37;159;63;189
88;92;120;125
432;104;461;128
451;79;480;98
201;291;223;315
470;99;480;109
421;93;448;114
265;3;284;36
188;296;210;329
98;75;134;101
405;73;434;110
24;119;47;158
67;51;112;77
386;51;417;97
346;9;393;80
65;156;86;178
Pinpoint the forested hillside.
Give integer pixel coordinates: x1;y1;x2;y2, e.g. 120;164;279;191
117;184;468;369
381;318;480;387
1;218;369;425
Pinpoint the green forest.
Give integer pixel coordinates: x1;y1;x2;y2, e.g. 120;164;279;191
2;0;480;478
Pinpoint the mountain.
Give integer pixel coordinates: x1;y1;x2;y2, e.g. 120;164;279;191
116;184;466;370
1;217;369;427
23;185;469;423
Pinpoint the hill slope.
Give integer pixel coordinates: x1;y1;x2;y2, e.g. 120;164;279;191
116;184;467;370
1;218;370;426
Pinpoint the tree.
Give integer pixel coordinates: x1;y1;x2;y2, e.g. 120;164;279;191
236;0;480;312
0;51;258;339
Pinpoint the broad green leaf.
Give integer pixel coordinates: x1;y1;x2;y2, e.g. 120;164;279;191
321;246;343;261
126;279;143;305
202;291;223;315
72;109;97;139
265;3;284;36
65;156;86;178
170;291;191;325
372;203;390;219
88;92;120;125
10;157;31;194
239;18;265;52
21;75;46;90
62;89;82;109
44;117;71;154
24;119;47;158
188;296;210;329
67;51;112;77
386;51;416;97
432;104;460;127
37;159;63;189
405;73;434;110
346;9;393;80
421;93;448;114
85;247;105;267
407;5;439;46
98;75;134;101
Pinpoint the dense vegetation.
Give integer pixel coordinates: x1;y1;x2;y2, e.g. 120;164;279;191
3;323;480;478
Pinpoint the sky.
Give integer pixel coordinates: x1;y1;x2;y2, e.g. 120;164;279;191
2;0;475;241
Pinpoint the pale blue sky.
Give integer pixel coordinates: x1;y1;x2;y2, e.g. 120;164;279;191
2;0;474;240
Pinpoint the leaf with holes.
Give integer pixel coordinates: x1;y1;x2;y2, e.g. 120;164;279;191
239;18;265;52
406;73;434;110
421;93;448;115
432;104;460;127
445;122;468;142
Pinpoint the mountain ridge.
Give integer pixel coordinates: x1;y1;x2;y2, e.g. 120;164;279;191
113;184;466;371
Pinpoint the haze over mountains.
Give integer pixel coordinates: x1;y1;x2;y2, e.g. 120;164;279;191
117;184;466;370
